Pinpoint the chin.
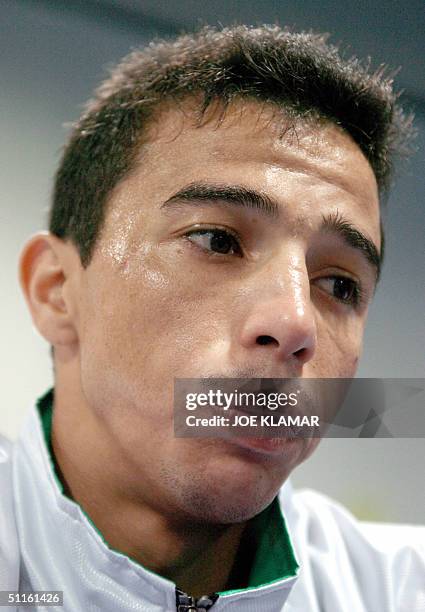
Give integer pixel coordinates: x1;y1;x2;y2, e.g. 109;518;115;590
182;487;275;525
178;452;287;524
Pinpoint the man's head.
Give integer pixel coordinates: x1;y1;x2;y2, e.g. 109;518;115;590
20;25;412;524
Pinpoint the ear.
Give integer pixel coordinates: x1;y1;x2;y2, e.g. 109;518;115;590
19;232;81;348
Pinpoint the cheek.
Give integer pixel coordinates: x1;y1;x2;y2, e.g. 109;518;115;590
313;315;365;378
80;247;222;382
76;267;178;438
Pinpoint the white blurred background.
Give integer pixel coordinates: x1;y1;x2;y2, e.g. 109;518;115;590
1;0;424;523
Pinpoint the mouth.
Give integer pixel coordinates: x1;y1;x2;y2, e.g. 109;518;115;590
219;407;303;456
225;435;299;456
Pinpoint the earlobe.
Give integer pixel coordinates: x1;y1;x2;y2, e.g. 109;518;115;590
19;232;79;347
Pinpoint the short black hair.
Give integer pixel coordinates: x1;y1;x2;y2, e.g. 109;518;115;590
49;24;414;266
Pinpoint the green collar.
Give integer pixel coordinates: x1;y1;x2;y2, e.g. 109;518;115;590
37;388;298;594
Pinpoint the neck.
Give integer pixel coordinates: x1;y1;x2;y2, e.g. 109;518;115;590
50;373;248;598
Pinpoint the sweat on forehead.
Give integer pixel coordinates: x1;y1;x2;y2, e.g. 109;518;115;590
135;99;379;206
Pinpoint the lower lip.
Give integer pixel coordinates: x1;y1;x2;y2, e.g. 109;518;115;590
227;436;298;456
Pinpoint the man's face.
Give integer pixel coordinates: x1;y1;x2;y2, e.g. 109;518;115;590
73;101;380;523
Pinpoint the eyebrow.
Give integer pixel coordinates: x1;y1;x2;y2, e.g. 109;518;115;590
162;181;279;218
321;211;382;281
162;181;382;280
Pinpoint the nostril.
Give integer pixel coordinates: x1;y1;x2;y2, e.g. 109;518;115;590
256;335;278;346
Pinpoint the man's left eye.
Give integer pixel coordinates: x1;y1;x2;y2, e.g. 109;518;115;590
314;276;361;306
184;228;243;256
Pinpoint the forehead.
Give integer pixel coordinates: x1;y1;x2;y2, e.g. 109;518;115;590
111;99;380;241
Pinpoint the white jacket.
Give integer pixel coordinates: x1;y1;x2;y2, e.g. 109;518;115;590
0;400;424;612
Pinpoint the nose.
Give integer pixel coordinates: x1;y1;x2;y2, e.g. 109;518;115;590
238;265;317;368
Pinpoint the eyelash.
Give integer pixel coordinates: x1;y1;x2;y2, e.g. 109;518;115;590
183;227;364;308
183;226;243;257
314;276;363;308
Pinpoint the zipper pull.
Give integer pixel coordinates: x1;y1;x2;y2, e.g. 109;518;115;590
195;594;219;609
176;588;219;611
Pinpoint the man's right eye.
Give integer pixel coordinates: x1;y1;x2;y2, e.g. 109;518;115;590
184;228;243;257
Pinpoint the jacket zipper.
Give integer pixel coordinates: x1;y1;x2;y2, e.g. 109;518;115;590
175;587;219;611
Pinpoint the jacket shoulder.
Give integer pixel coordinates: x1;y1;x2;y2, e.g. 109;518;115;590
287;488;425;610
291;487;425;553
0;433;20;589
